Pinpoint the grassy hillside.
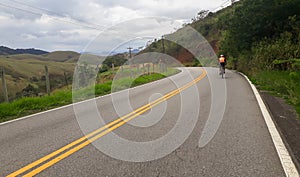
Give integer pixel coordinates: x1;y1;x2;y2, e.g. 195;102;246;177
0;54;76;102
2;51;80;62
43;51;80;62
141;3;239;66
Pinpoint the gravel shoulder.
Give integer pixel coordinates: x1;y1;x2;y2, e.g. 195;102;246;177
260;91;300;172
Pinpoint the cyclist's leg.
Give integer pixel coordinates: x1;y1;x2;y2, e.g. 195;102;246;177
220;63;225;73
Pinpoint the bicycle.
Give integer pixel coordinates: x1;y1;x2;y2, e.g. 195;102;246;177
219;64;225;79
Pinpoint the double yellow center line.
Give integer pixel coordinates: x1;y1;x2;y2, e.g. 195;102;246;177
8;68;207;177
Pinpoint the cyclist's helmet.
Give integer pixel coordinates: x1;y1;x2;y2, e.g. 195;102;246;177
220;54;224;57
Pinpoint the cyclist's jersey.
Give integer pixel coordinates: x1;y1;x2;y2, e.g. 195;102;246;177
219;57;226;63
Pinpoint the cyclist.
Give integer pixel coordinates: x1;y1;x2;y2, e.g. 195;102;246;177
218;54;227;75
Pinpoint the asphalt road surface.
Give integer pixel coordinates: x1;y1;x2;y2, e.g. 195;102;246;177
0;67;287;176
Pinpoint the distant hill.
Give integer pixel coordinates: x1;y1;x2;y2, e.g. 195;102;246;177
43;51;80;62
2;51;80;63
0;46;49;55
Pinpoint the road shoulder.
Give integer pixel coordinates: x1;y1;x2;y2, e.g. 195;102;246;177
239;72;299;177
260;91;300;173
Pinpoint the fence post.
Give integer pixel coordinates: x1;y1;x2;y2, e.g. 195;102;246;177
64;71;68;87
158;59;162;72
143;63;145;74
45;65;50;96
1;67;9;102
130;65;133;78
147;64;150;75
152;63;155;74
112;63;115;72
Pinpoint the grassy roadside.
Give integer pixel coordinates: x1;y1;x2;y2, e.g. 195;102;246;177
249;70;300;118
0;68;180;123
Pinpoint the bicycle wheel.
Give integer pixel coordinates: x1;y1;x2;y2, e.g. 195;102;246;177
220;66;225;79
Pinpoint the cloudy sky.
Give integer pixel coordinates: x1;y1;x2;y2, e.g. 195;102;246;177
0;0;232;53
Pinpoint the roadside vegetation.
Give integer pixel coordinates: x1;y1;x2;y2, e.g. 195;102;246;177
218;0;300;117
250;71;300;115
0;68;179;122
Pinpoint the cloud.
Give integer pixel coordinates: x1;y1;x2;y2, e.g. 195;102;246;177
0;0;232;52
83;17;184;55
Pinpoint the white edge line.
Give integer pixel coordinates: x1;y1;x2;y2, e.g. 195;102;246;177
240;72;299;177
0;69;184;126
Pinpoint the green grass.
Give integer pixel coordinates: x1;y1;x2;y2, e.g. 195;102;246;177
249;70;300;118
0;90;72;122
0;68;180;122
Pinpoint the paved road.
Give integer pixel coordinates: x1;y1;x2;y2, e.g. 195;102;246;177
0;67;286;176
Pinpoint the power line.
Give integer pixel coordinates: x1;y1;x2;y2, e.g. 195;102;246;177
10;0;65;17
10;0;107;29
0;1;104;30
0;2;41;16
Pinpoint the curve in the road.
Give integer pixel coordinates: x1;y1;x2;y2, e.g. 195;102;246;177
7;68;207;177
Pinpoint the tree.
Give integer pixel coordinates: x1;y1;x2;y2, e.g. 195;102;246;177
103;55;128;68
221;0;300;58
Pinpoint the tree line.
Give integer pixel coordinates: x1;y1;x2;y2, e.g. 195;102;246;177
218;0;300;72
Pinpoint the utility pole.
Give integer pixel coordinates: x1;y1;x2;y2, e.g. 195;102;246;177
161;36;167;72
1;66;9;102
161;35;165;54
127;47;133;77
127;47;133;66
127;47;133;59
64;71;68;87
